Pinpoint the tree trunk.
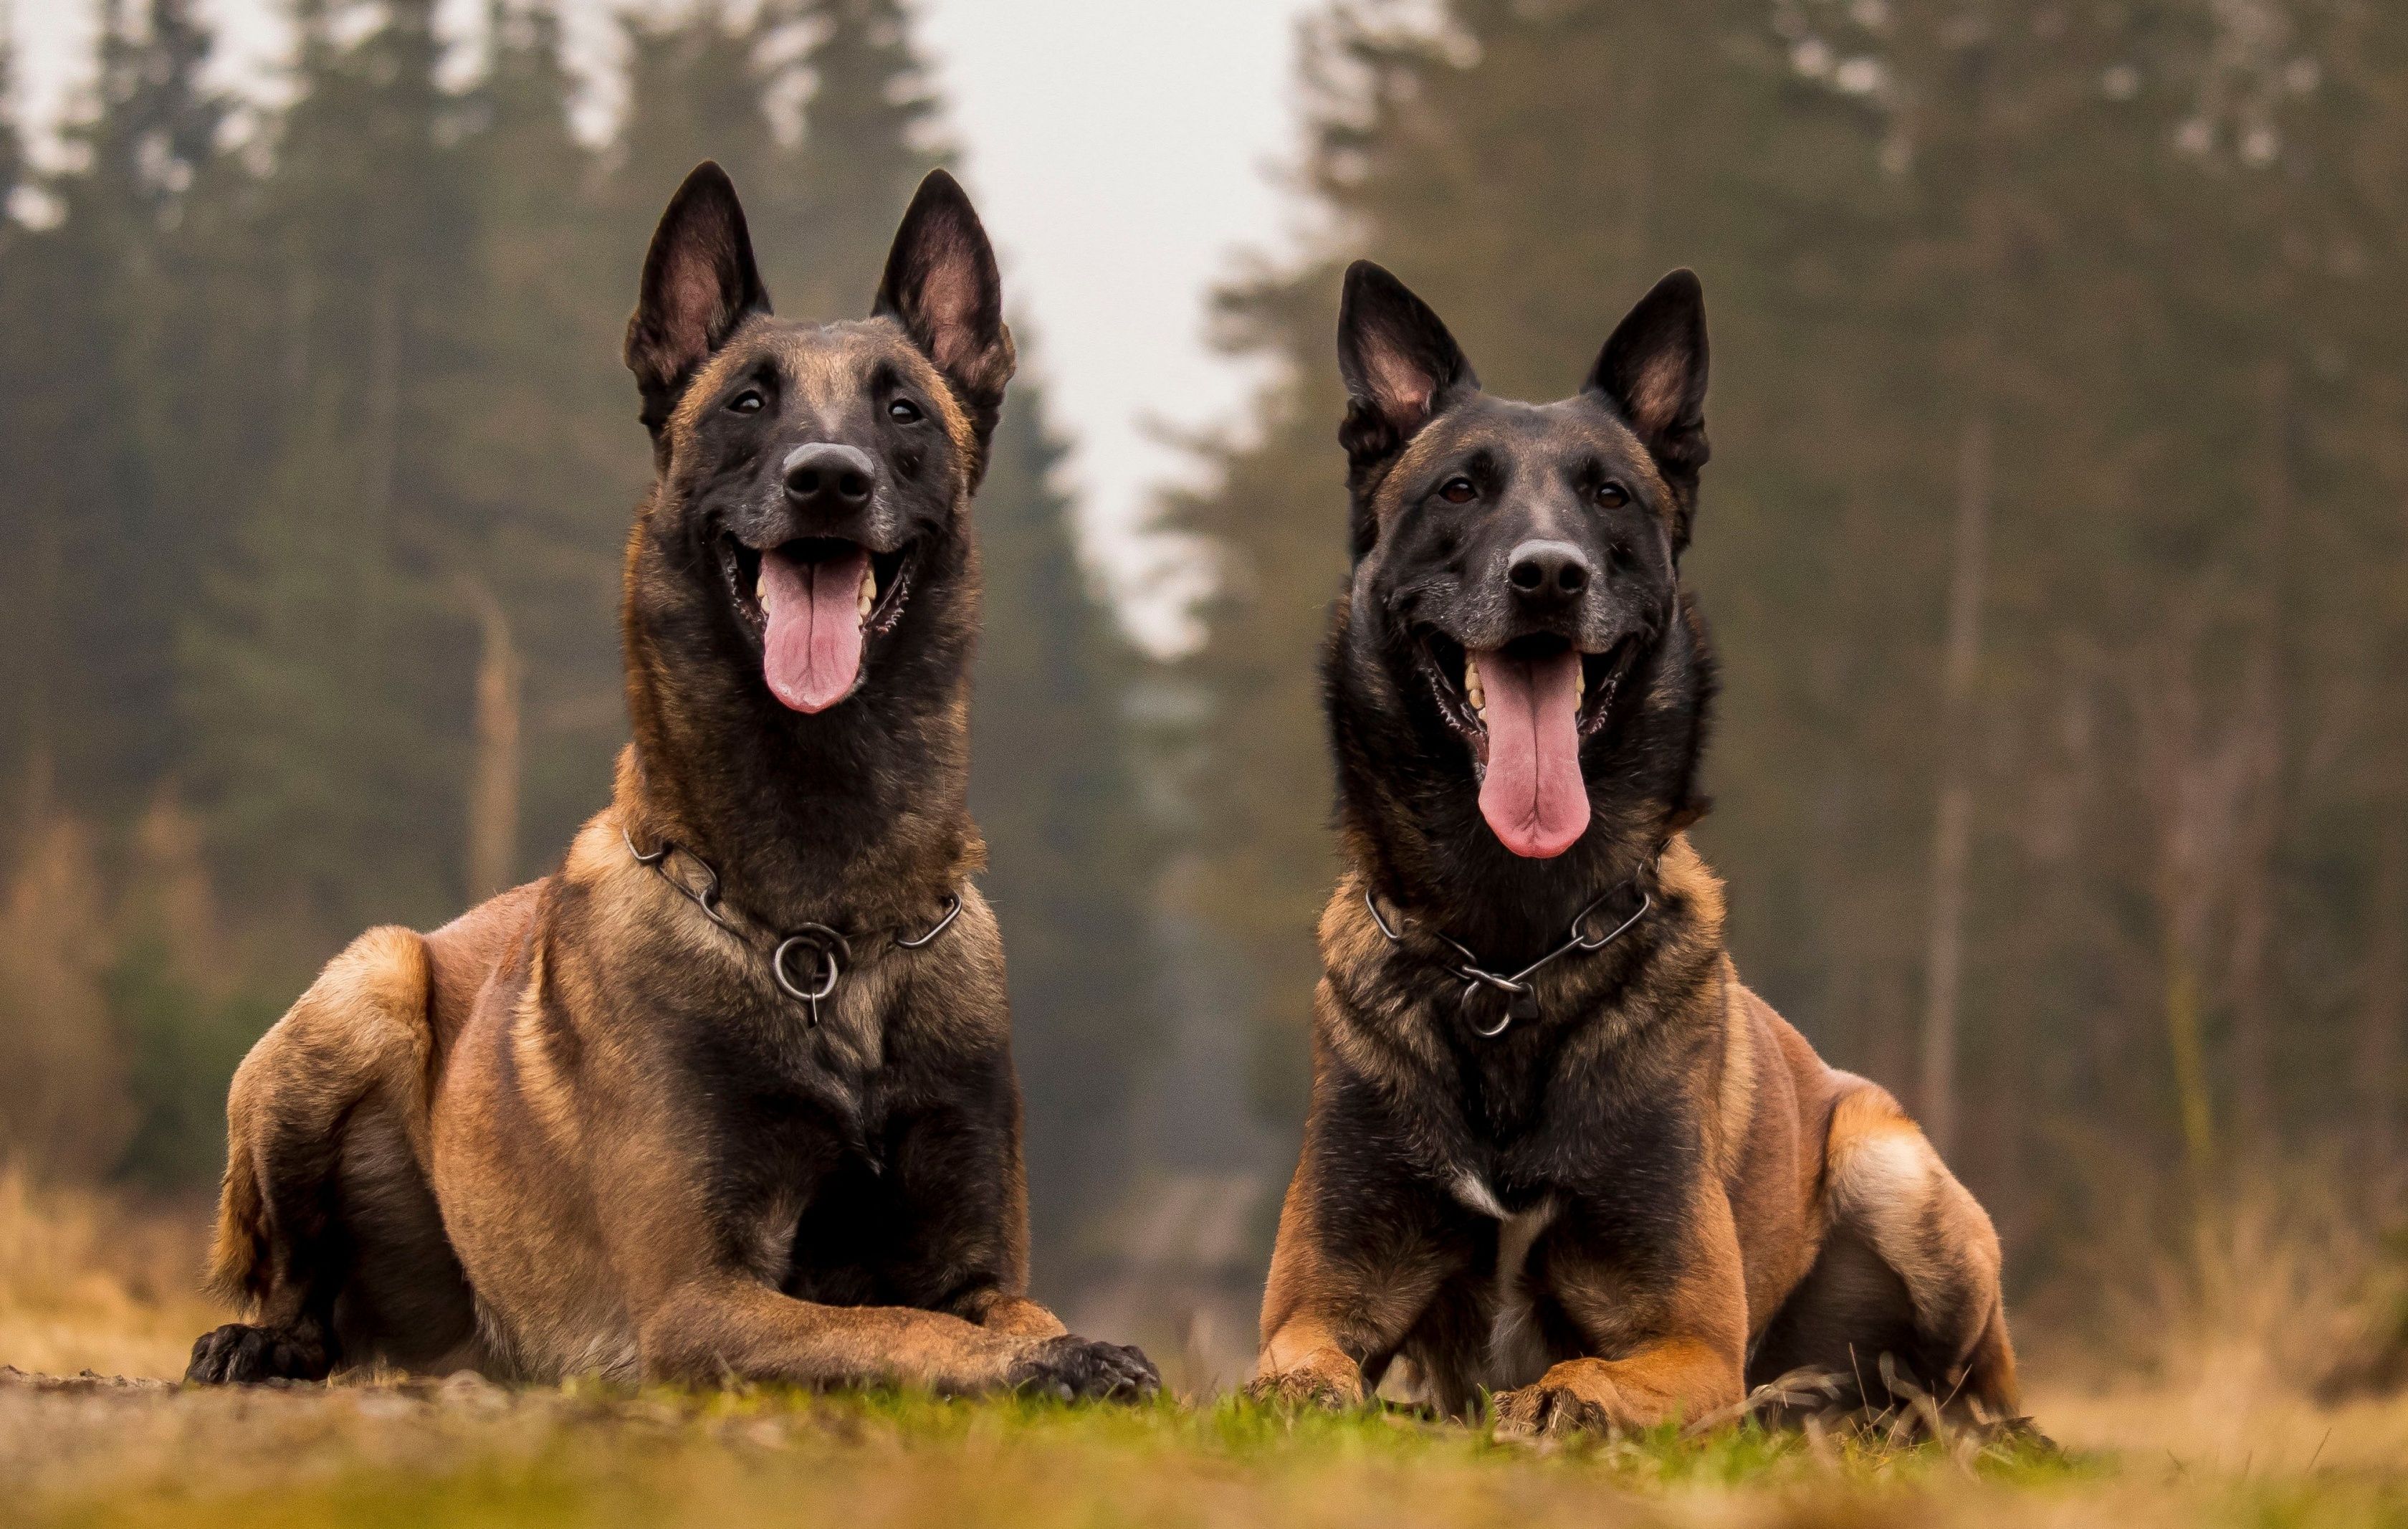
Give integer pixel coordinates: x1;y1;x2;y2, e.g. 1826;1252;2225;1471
363;260;399;541
1920;410;1991;1157
2362;813;2407;1168
2224;356;2292;1149
462;578;522;903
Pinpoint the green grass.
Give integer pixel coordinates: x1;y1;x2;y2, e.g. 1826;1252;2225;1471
6;1381;2398;1529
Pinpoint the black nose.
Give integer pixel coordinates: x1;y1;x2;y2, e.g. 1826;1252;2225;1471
783;443;876;511
1506;539;1591;601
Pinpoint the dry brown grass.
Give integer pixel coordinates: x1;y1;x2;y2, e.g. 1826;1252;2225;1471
0;1165;219;1379
2013;1160;2408;1474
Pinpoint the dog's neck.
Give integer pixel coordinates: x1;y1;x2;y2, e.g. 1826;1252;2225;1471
616;520;985;936
1329;597;1714;969
1347;809;1671;973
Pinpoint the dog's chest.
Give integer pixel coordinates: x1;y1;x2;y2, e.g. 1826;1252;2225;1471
689;1001;905;1212
697;989;896;1125
1448;1170;1559;1392
1407;1079;1703;1395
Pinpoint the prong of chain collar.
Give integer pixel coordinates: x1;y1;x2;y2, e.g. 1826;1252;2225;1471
628;828;735;930
1572;891;1650;952
1363;885;1408;942
895;894;962;950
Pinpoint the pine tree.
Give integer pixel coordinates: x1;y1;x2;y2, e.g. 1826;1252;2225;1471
773;0;940;318
0;29;47;827
184;0;482;947
0;32;21;213
968;376;1158;1288
451;0;637;888
611;0;784;269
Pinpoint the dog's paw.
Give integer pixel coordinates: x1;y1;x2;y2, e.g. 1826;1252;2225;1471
185;1323;333;1386
1244;1358;1364;1411
1007;1335;1160;1403
1491;1374;1624;1438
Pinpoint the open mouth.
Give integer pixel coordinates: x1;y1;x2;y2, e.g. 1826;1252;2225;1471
1417;632;1633;753
1415;630;1635;859
719;535;917;713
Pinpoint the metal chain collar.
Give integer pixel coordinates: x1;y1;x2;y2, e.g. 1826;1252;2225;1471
1363;878;1651;1040
626;828;962;1027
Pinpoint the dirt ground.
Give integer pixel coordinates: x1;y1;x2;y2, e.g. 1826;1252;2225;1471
4;1170;2406;1527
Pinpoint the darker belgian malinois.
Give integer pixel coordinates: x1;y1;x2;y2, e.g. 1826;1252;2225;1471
1251;263;2018;1432
186;163;1156;1399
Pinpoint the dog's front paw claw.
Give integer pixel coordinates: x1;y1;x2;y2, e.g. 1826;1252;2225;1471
1244;1366;1362;1411
1491;1380;1612;1438
1008;1336;1160;1403
185;1323;332;1386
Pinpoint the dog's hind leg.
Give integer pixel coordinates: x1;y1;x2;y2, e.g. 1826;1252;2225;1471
188;925;474;1383
1748;1081;2019;1423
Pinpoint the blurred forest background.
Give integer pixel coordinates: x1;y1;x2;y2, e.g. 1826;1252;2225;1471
0;0;2404;1391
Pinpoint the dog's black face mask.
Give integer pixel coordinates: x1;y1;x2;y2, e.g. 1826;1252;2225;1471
1333;263;1711;863
624;163;1013;717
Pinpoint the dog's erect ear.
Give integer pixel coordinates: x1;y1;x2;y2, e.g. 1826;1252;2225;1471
625;161;771;439
874;168;1016;449
1587;269;1710;533
1337;261;1478;477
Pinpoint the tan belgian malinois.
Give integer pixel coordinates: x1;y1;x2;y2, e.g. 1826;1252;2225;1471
186;163;1156;1400
1250;262;2018;1433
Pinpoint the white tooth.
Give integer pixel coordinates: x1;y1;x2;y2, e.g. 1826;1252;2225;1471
1465;656;1485;713
755;569;768;605
859;562;877;621
1577;666;1586;700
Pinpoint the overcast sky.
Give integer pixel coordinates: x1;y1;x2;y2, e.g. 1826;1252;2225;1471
5;0;1325;654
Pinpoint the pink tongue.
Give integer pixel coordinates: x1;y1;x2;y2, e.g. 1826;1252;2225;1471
758;546;868;713
1476;646;1590;858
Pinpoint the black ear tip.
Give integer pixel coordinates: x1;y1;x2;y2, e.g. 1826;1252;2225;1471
676;159;735;199
1342;259;1404;298
1653;267;1705;308
661;161;747;232
907;167;980;222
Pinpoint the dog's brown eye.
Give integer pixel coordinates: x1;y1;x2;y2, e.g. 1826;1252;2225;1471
1439;477;1477;505
889;398;922;424
728;389;765;415
1596;482;1628;508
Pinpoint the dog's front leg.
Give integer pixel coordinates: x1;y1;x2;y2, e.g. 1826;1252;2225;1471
1250;1139;1460;1408
958;1291;1067;1340
1489;1338;1744;1437
874;1054;1157;1394
879;1092;1064;1343
637;1277;1147;1396
1490;1188;1749;1436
